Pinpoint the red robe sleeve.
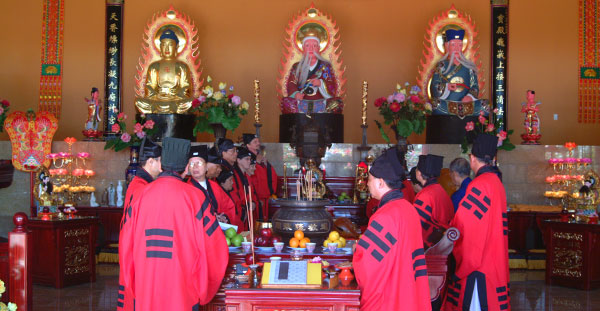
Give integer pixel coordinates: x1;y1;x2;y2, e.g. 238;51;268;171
209;180;237;226
118;176;148;311
354;197;431;311
402;180;416;204
413;184;454;248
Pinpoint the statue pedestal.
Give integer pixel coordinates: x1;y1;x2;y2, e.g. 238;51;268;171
426;115;478;144
138;113;195;142
279;113;343;143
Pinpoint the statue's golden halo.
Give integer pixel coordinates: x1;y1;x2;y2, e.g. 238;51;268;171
153;24;187;54
295;22;329;52
436;25;470;54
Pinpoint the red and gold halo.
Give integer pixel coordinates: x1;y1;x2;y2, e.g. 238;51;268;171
417;5;485;100
277;4;346;106
134;6;203;100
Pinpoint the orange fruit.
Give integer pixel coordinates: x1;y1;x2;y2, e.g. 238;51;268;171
289;237;300;248
299;237;310;248
294;230;304;240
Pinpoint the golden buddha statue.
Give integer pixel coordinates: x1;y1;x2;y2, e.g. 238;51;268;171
135;29;194;114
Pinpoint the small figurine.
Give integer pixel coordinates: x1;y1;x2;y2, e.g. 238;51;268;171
82;87;103;139
102;188;109;206
520;90;542;144
90;192;99;207
108;183;116;206
116;180;124;207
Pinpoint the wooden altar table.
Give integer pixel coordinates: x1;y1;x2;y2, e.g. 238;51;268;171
544;220;600;290
29;216;98;288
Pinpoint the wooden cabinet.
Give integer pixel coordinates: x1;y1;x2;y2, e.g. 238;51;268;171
544;221;600;290
76;206;123;246
29;217;98;288
507;211;561;251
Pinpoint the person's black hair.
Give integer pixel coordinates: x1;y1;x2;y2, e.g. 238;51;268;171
474;155;494;166
382;178;405;190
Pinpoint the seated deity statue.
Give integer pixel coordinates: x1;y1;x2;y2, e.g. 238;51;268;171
430;29;485;117
281;36;342;114
135;29;194;114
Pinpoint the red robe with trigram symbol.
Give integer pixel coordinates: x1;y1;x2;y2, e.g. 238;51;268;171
413;182;454;248
354;189;431;311
119;172;228;310
443;166;510;311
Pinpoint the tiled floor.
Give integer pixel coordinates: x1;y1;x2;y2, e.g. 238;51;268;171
31;265;600;310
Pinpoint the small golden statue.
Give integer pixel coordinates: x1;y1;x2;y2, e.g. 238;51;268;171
135;29;194;114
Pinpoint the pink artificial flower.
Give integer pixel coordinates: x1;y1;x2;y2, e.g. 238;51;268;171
486;123;495;132
1;99;9;107
117;112;127;121
478;115;487;124
232;95;241;106
144;120;155;129
389;102;401;112
111;123;120;133
374;97;386;108
0;107;4;115
493;108;499;114
393;93;406;102
409;95;421;103
121;133;131;143
134;123;143;134
479;110;485;116
140;113;146;119
136;131;146;139
198;95;206;103
465;121;475;131
497;130;507;141
192;98;201;108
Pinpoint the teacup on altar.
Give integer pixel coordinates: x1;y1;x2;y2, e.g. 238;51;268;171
306;242;316;253
273;242;284;253
242;242;252;253
327;242;338;253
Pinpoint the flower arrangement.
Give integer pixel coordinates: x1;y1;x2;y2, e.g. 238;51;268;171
373;83;432;143
0;279;17;311
0;99;10;132
191;76;249;135
461;109;515;153
104;113;158;152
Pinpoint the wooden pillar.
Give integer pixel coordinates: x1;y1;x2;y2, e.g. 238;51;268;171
9;212;32;311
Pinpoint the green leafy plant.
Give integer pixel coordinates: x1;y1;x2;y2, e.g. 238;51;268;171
374;83;432;143
461;109;515;153
104;113;158;152
0;99;10;132
191;76;249;135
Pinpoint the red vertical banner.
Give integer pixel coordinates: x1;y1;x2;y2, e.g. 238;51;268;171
579;0;600;123
38;0;65;119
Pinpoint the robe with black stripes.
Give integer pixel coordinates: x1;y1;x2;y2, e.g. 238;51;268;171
118;168;153;311
413;182;455;249
119;172;229;311
249;161;278;221
442;167;510;311
187;178;240;231
354;189;432;311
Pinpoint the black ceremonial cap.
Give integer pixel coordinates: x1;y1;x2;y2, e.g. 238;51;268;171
217;169;234;184
417;154;444;178
242;133;258;145
189;145;208;162
161;137;190;172
216;138;235;155
207;146;222;165
369;148;405;181
139;137;162;162
472;134;499;160
237;147;253;159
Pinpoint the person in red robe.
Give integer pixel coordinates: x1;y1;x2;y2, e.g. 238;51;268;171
119;137;228;310
118;137;161;311
206;146;223;180
354;148;431;311
186;145;238;229
413;154;455;249
236;147;259;224
443;134;510;311
243;133;278;221
216;139;246;230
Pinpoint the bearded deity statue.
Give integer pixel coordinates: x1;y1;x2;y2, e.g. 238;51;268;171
281;35;343;114
430;29;485;117
135;29;194;114
417;6;488;143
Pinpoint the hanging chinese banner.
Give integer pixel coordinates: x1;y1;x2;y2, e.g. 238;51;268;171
491;0;508;131
579;0;600;123
104;0;124;138
38;0;65;119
